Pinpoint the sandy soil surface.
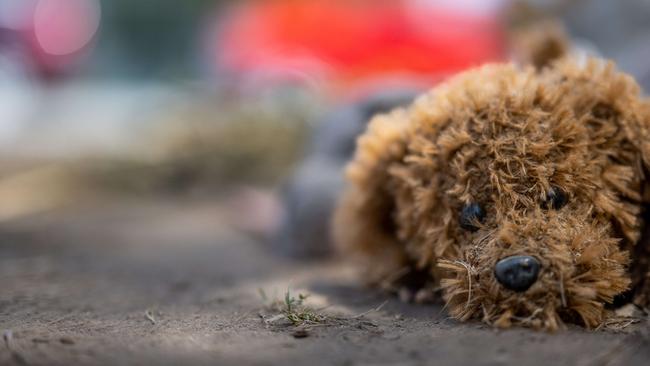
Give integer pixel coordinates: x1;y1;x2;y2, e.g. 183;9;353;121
1;198;650;366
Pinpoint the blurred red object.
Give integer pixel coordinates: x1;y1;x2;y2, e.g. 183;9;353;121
216;0;506;91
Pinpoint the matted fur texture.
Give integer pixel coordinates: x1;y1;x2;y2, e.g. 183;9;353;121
334;57;650;330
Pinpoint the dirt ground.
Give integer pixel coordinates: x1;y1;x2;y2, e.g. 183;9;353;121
1;198;650;366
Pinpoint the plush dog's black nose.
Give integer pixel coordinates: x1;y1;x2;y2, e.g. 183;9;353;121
494;256;540;292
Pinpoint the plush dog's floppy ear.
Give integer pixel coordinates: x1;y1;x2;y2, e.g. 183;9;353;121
544;58;650;306
622;99;650;307
629;101;650;178
540;58;650;234
590;70;650;208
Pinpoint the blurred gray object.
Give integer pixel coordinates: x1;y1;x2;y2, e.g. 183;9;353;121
274;89;418;259
528;0;650;91
564;0;650;91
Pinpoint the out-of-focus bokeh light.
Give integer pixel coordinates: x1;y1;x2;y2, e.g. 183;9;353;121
33;0;101;56
0;0;100;79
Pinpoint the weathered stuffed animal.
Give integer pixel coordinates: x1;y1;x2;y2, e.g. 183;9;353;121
334;57;650;330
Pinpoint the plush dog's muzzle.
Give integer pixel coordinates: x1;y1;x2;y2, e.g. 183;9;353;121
494;255;540;292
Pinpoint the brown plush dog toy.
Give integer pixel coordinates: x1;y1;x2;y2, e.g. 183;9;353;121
334;57;650;330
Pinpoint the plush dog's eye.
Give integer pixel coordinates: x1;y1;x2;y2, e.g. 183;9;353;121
459;203;486;232
542;186;568;210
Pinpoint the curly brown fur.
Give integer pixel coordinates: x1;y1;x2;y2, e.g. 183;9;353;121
334;57;650;331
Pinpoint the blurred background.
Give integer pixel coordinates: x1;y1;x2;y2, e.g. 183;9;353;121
1;0;650;250
0;0;649;217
